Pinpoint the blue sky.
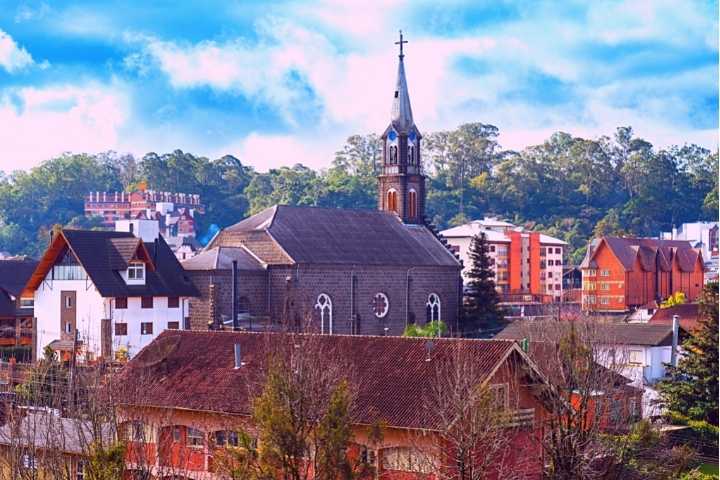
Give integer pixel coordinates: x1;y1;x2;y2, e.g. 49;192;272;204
0;0;717;172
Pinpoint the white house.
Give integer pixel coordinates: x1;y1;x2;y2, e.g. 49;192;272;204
21;229;198;362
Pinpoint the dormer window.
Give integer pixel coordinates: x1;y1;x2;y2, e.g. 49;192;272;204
126;262;145;285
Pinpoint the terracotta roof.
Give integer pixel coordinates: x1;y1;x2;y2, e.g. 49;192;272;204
23;230;198;298
581;237;702;272
649;304;700;331
218;205;460;268
118;331;531;430
496;321;680;347
182;246;265;271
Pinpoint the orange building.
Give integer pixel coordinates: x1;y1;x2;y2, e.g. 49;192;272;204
580;237;704;313
117;331;553;479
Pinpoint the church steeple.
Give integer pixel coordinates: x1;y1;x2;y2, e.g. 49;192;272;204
378;30;425;225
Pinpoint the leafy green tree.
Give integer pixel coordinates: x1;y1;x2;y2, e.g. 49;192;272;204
657;282;719;425
463;232;503;335
402;320;448;338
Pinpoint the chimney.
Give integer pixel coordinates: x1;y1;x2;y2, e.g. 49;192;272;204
671;315;679;367
233;343;244;369
232;260;239;331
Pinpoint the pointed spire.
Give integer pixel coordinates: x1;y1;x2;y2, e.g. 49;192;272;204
391;30;414;134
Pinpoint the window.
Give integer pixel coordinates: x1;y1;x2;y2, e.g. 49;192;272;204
21;454;36;471
115;297;128;309
540;247;546;256
314;293;333;334
389;145;398;164
600;269;610;277
547;260;553;266
141;322;153;335
408;189;417;218
127;262;145;280
555;247;561;254
215;430;239;447
585;282;596;291
115;323;127;336
600;297;609;305
167;296;179;308
65;296;73;309
610;399;623;424
76;460;85;480
167;321;179;330
601;283;610;291
497;246;508;256
408;145;415;164
382;447;431;473
19;298;33;308
187;427;204;447
130;421;147;442
629;398;640;421
490;384;509;410
628;349;644;365
426;293;441;323
548;272;553;278
386;189;398;213
371;292;389;318
360;446;376;465
555;284;561;290
490;245;496;253
173;426;182;442
65;322;72;334
141;297;153;309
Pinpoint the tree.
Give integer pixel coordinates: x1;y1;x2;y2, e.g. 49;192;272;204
402;320;448;338
657;282;719;425
463;232;502;335
660;291;687;309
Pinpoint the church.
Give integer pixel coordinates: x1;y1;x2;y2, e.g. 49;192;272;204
183;37;463;336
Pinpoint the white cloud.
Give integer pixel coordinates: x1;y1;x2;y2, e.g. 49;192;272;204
0;83;130;171
0;29;34;73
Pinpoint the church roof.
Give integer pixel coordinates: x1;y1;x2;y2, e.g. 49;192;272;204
182;246;265;271
219;205;460;268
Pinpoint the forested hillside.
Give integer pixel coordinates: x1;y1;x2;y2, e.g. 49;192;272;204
0;125;716;263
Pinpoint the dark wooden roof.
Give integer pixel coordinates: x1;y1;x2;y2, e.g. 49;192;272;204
496;320;680;347
23;230;198;298
581;237;702;272
219;205;460;268
118;331;531;430
0;259;38;297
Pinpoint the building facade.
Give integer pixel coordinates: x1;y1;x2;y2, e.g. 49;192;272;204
185;41;463;336
0;259;37;360
440;218;566;303
661;221;719;282
580;237;704;313
22;229;198;362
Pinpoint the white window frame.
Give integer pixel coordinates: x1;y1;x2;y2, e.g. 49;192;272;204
187;427;204;448
314;293;333;335
126;262;146;285
628;349;645;366
373;292;389;319
426;293;441;322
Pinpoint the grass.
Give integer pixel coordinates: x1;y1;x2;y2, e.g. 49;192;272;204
697;463;719;477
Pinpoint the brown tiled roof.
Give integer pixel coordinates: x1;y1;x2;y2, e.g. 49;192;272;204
182;246;264;271
118;331;527;430
649;304;700;331
217;205;460;268
24;230;198;298
581;237;702;273
496;320;680;347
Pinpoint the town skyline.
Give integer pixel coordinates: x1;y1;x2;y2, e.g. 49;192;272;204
0;0;717;173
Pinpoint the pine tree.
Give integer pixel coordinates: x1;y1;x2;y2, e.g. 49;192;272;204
463;232;503;335
657;282;718;425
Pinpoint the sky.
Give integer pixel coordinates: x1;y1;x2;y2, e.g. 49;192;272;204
0;0;717;173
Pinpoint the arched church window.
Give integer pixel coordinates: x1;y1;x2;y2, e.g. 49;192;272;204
389;146;398;164
315;293;333;334
408;145;415;164
387;189;398;213
426;293;441;323
408;189;417;218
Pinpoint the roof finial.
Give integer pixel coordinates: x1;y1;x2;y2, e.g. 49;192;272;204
395;30;408;59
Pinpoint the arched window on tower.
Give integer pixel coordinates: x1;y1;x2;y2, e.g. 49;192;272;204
389;146;398;164
426;293;441;323
387;189;398;213
315;293;333;334
408;145;415;164
408;189;417;218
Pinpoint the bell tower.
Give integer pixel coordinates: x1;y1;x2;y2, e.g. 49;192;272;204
378;31;425;224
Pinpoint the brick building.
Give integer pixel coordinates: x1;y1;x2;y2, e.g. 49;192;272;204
0;259;37;359
184;41;463;336
117;330;550;479
440;218;567;303
580;237;704;313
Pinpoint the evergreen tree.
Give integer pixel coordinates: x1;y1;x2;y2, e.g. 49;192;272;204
657;282;719;425
463;232;503;335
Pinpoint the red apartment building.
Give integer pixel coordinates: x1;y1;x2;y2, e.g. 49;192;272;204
441;218;567;303
117;331;552;479
580;237;704;313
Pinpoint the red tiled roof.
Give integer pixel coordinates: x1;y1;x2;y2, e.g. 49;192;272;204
581;237;703;273
118;331;525;430
649;304;700;331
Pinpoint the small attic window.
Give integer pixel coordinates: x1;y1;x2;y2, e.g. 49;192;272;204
125;262;145;285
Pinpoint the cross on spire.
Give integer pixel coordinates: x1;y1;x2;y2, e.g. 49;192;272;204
395;30;408;58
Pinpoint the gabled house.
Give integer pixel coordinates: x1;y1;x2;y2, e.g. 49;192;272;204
0;259;37;361
21;229;198;362
580;237;704;313
116;331;553;479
